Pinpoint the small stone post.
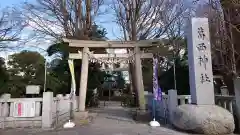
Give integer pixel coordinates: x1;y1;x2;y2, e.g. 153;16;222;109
0;94;11;117
168;89;178;123
42;92;53;128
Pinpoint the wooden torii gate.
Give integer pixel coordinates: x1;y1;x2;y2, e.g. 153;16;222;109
64;39;161;112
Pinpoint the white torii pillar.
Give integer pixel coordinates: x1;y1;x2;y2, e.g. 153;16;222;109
134;47;146;110
79;47;89;111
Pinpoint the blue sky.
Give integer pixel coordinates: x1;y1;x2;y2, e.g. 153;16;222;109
0;0;209;59
0;0;121;60
1;0;209;41
1;0;26;7
0;0;120;40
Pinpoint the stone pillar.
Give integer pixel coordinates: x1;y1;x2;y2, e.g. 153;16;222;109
187;17;214;105
42;92;53;128
0;94;11;117
35;102;41;116
79;47;89;111
134;47;146;110
168;89;178;123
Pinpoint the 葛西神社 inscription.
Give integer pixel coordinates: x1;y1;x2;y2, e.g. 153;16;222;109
187;18;214;105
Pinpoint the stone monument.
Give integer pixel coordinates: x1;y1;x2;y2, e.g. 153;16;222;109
187;18;214;105
172;17;235;135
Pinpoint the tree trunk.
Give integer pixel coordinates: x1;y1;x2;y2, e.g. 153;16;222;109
85;0;92;40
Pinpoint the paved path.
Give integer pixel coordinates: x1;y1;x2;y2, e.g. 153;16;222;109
0;102;192;135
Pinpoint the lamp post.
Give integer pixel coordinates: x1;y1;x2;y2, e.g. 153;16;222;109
173;50;177;90
44;60;47;92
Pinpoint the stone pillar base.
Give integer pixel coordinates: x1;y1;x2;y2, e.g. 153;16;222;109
133;110;151;122
73;111;90;125
74;111;88;120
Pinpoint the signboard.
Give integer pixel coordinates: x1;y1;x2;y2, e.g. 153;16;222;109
26;85;40;94
13;101;35;117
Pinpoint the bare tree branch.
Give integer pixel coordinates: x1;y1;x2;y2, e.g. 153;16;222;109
0;7;26;50
111;0;193;41
21;0;105;41
202;0;240;77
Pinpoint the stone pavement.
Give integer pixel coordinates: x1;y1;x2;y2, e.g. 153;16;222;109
0;101;193;135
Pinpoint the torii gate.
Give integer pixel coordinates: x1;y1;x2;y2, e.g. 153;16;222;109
64;39;161;112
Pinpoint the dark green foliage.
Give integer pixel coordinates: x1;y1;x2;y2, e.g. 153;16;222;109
47;42;69;59
157;38;190;95
159;56;190;95
47;42;70;95
0;57;9;95
0;51;65;97
6;51;45;97
88;63;105;90
89;25;108;41
121;94;136;107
